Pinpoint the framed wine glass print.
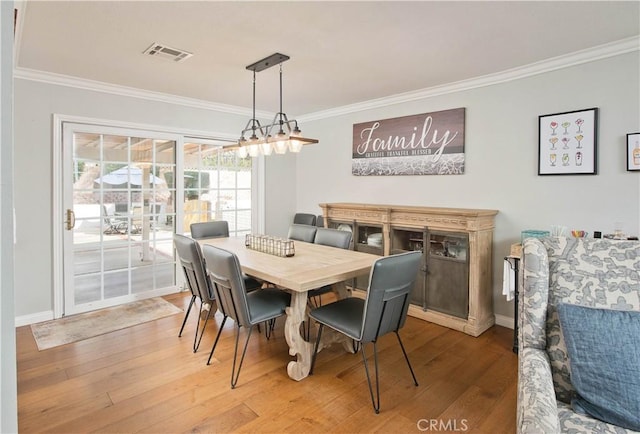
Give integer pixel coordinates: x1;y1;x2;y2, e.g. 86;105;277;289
538;107;598;175
626;133;640;171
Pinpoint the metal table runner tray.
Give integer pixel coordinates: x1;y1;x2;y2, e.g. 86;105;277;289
245;234;295;257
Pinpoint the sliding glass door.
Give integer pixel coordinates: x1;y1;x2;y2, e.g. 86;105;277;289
63;123;178;315
59;122;256;317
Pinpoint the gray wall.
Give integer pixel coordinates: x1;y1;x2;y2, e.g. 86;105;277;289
264;150;298;238
295;52;640;322
1;1;17;431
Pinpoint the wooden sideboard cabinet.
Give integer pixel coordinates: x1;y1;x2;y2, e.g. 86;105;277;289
319;203;498;337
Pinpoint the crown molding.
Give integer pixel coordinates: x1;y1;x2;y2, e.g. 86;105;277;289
13;36;639;123
13;66;275;119
299;36;640;122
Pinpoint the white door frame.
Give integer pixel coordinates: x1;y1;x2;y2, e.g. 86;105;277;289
52;114;264;318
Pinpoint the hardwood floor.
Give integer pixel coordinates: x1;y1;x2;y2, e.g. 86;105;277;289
17;292;517;433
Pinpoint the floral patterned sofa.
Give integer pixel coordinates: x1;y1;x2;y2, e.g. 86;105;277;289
517;236;640;433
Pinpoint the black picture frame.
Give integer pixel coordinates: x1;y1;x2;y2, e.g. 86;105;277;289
626;133;640;171
538;107;598;175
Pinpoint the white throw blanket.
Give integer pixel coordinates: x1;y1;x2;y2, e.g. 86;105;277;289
502;259;516;301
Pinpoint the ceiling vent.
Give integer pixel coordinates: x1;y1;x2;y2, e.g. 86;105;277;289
143;42;192;62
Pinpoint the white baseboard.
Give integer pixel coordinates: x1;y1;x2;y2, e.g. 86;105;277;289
16;288;184;328
15;310;54;327
18;301;517;331
495;314;515;330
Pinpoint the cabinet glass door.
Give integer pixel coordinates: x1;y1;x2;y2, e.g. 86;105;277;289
354;223;383;254
391;227;427;307
353;223;383;289
426;231;469;318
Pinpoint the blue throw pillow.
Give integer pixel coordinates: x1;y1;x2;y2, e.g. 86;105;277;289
557;303;640;431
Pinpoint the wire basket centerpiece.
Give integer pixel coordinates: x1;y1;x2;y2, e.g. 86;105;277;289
245;234;295;257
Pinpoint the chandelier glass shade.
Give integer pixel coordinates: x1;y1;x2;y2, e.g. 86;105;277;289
223;53;318;158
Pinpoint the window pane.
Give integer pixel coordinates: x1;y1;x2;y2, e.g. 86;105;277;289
220;190;237;210
182;143;252;236
101;135;129;163
238;166;251;189
74;273;102;304
237;190;251;210
219;169;236;189
155;139;175;165
154;263;175;289
132;265;154;294
104;270;129;298
104;246;130;272
237;210;252;232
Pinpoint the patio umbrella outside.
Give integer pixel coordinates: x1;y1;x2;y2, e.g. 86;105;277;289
94;165;166;187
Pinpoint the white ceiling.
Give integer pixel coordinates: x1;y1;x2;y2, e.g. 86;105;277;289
15;1;640;117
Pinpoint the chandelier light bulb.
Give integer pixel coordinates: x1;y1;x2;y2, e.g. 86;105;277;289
247;144;260;157
261;141;273;156
237;146;248;159
274;140;288;154
288;139;303;153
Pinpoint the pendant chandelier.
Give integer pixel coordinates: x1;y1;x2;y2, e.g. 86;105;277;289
225;53;318;158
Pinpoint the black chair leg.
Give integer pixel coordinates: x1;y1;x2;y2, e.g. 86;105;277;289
264;318;276;340
395;331;419;386
230;325;254;389
178;295;196;337
193;309;211;353
309;324;324;375
192;301;211;353
361;342;381;414
206;315;228;365
303;318;311;341
303;296;322;341
302;300;314;341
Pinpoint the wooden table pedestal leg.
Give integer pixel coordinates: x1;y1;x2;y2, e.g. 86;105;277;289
285;291;313;381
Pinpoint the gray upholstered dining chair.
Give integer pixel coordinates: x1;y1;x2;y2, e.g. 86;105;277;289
287;224;317;243
314;226;352;249
309;251;422;413
190;220;229;239
293;212;317;226
301;227;354;339
174;234;261;352
202;244;291;388
173;234;217;352
308;227;353;304
190;221;262;291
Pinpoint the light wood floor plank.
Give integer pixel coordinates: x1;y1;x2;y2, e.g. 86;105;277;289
17;292;517;433
476;380;519;434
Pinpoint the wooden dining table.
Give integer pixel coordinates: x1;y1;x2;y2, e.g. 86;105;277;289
197;236;379;381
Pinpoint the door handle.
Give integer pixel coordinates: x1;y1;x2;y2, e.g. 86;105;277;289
66;209;75;230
